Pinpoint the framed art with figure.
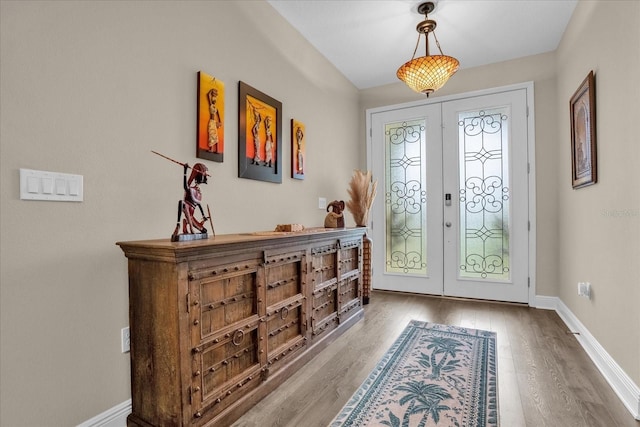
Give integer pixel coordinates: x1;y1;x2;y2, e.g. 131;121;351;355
291;119;305;180
569;70;597;189
197;71;224;163
238;81;282;183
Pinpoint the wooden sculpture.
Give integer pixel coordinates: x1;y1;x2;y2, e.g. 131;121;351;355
324;200;345;228
151;151;215;241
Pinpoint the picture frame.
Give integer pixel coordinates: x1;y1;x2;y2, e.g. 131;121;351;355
569;70;597;189
196;71;224;163
238;81;282;183
291;119;306;180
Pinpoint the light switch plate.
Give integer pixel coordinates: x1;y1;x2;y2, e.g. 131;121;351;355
318;197;327;210
20;168;83;202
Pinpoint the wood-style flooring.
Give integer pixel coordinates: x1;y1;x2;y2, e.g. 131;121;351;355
233;290;639;427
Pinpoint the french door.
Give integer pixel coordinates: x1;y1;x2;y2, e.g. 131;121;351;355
369;88;530;303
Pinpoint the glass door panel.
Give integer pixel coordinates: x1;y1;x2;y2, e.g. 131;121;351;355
385;119;428;276
371;104;443;295
443;90;529;303
458;108;511;281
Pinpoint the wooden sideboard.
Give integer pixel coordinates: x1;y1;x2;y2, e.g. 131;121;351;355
117;227;365;427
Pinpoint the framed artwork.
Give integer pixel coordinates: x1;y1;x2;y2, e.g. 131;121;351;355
569;70;597;189
196;71;224;163
238;81;282;183
291;119;306;180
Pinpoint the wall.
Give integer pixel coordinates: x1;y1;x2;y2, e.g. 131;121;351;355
555;0;640;387
0;1;360;425
359;52;560;297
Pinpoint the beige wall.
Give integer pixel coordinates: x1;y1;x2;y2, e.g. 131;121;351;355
555;0;640;386
0;1;360;425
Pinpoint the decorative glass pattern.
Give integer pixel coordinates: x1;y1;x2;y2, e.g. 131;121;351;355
385;120;427;275
458;109;511;280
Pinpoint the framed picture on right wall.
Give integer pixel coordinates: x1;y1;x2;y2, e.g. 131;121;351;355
569;70;597;189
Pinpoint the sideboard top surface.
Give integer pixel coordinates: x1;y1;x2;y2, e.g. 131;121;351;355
117;227;366;263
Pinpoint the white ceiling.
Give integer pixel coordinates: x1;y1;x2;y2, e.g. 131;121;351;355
267;0;578;90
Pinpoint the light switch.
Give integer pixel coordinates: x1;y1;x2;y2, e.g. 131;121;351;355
42;178;53;194
69;180;79;196
56;178;66;195
20;168;83;202
27;176;39;193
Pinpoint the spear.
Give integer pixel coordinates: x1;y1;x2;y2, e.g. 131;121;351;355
151;150;212;177
207;204;216;237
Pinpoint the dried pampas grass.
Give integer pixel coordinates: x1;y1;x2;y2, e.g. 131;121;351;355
346;169;377;227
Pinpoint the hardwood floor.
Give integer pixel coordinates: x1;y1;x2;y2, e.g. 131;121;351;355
233;290;639;427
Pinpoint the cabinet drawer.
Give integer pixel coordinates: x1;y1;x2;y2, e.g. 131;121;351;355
339;239;361;276
339;274;361;319
310;243;337;286
311;312;338;338
191;268;259;341
188;253;262;279
192;323;261;409
192;367;263;423
265;299;306;370
264;252;305;307
312;281;337;326
311;280;339;337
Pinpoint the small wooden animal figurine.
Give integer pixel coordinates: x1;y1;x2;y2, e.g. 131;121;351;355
324;200;345;228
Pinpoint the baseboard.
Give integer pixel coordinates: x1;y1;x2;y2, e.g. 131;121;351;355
76;399;130;427
531;295;558;310
536;295;640;420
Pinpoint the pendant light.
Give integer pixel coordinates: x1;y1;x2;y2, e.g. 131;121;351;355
397;1;459;96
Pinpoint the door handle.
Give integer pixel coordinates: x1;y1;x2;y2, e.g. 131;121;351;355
445;222;452;228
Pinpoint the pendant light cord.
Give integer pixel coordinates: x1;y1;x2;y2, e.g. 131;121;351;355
411;29;445;60
411;33;421;60
432;30;445;55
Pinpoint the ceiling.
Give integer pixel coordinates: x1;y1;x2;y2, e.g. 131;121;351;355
267;0;578;90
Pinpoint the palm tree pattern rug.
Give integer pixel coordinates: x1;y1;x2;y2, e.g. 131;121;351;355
330;320;498;426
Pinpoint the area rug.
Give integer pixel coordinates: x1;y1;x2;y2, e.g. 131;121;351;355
330;320;498;427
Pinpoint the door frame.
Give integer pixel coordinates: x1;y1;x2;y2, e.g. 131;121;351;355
365;82;537;305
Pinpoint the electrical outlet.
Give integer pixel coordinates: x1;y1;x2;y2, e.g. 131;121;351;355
577;282;591;299
583;282;591;299
121;326;130;353
318;197;327;210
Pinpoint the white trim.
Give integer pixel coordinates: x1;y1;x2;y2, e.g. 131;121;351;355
531;295;558;310
536;295;640;420
525;82;537;306
77;399;131;427
366;82;538;116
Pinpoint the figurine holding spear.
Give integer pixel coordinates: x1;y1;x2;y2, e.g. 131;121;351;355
152;151;215;241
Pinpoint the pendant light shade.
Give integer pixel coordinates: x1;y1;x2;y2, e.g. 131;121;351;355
397;2;459;95
397;55;460;95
